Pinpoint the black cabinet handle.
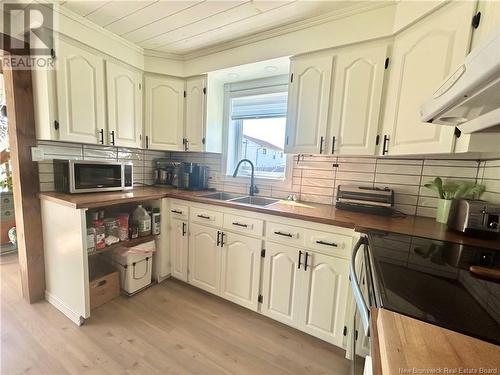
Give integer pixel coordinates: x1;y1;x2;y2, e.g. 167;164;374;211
319;136;324;154
331;136;336;154
183;138;189;151
304;252;310;271
110;130;115;145
182;222;187;236
298;250;303;269
145;135;149;149
382;135;389;155
197;214;211;220
217;231;221;247
171;209;183;214
316;240;338;247
99;129;104;144
232;222;248;228
274;231;293;238
220;232;225;247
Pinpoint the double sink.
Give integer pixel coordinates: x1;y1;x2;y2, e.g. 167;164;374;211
201;192;280;207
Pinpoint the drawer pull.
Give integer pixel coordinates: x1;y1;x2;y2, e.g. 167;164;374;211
171;209;183;214
316;240;338;247
197;214;211;220
232;222;248;228
274;231;293;238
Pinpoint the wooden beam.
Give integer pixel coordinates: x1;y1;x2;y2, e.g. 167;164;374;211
3;52;45;302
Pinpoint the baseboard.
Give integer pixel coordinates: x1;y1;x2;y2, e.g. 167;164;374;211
45;291;85;326
156;273;172;283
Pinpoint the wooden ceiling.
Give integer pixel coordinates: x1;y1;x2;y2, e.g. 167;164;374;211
60;1;364;55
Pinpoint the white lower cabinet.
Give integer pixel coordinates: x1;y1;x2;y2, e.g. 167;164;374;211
300;251;349;347
188;223;221;294
220;233;261;311
170;218;188;282
260;242;303;327
261;242;349;347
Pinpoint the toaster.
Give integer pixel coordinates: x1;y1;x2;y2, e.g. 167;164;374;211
447;199;500;234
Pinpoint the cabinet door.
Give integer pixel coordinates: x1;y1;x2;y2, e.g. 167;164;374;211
188;223;220;295
56;39;105;144
381;2;476;155
285;54;333;154
328;43;387;155
300;252;349;347
106;61;142;148
170;218;188;282
184;76;207;152
144;75;184;151
220;233;261;311
471;1;500;49
260;242;302;328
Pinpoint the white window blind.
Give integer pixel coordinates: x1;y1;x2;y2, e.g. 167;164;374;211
231;92;288;120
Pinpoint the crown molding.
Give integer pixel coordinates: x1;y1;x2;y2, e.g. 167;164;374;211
143;49;186;61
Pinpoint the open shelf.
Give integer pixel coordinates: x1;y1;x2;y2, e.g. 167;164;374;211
88;234;157;257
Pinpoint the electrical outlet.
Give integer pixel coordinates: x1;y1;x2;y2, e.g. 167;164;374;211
31;147;45;161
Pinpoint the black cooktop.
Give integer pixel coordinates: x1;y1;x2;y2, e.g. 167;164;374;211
367;232;500;346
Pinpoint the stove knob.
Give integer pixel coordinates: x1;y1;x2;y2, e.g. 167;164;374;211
489;221;498;229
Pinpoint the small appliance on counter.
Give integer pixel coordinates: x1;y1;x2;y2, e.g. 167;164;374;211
336;185;394;216
180;162;209;191
54;160;133;194
153;160;181;187
447;199;500;236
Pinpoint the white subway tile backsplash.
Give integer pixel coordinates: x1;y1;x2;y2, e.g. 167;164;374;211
36;141;500;219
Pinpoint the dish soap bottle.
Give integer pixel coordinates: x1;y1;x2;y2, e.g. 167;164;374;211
132;205;151;237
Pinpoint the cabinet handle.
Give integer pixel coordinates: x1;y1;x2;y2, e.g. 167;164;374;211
171;209;183;214
220;232;225;247
304;252;310;271
232;222;248;228
382;135;389;155
217;231;221;247
99;129;104;144
182;222;187;236
274;231;293;238
110;130;115;145
197;214;211;220
298;250;303;269
316;240;338;247
331;136;336;154
319;136;324;154
183;138;189;151
145;135;149;149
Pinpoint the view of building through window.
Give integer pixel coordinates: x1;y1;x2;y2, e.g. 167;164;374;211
227;92;287;179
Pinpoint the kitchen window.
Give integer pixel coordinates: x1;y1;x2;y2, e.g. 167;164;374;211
225;80;289;181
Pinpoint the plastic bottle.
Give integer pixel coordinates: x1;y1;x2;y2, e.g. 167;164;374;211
152;208;161;235
132;205;151;237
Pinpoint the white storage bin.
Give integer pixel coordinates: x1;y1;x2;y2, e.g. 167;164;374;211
111;240;156;294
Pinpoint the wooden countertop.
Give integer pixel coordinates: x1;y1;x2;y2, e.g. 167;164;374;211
374;308;500;373
39;188;500;250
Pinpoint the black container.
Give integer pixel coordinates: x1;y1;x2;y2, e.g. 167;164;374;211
181;163;209;190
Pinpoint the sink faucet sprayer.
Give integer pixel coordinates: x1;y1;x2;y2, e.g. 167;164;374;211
232;159;259;196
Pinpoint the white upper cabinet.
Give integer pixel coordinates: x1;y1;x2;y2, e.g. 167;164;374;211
299;252;349;347
144;75;185;151
285;54;334;154
106;61;142;148
381;1;476;155
470;1;500;49
56;39;106;144
328;42;388;155
220;233;261;311
184;76;207;152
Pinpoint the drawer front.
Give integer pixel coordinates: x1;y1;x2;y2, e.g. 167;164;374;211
223;213;263;237
305;229;352;259
266;222;304;247
190;205;223;227
169;202;189;220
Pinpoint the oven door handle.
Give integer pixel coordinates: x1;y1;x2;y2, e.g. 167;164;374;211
349;236;370;336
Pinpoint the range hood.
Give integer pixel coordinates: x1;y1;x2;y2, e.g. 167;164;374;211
420;27;500;134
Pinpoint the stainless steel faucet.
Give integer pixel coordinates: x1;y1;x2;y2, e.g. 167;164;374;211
232;159;259;196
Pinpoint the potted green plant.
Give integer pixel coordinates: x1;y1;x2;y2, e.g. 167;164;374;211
423;177;485;224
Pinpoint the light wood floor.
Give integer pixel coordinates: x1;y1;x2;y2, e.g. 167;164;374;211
1;254;351;374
